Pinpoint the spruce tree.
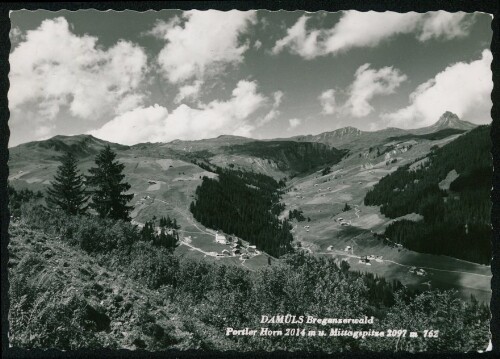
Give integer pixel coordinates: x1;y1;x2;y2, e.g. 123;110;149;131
46;152;88;215
86;145;133;221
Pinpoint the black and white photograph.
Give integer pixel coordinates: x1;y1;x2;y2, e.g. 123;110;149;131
3;5;497;354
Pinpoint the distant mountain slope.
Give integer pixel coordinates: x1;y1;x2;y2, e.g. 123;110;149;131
222;141;348;174
364;125;491;264
276;111;477;150
10;134;129;161
290;126;364;148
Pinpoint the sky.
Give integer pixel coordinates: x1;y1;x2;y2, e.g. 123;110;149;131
8;10;493;147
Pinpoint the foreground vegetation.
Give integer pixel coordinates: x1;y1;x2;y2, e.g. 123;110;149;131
365;126;492;264
8;189;490;352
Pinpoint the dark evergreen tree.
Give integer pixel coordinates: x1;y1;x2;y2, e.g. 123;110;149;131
46;152;88;215
86;145;133;221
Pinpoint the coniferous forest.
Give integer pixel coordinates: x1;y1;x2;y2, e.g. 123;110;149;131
190;167;294;257
365;126;491;264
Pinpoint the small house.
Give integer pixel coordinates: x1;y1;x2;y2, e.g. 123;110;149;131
344;246;352;252
148;180;156;184
359;257;371;265
416;269;427;276
409;266;417;273
215;233;228;244
247;245;257;252
222;249;231;256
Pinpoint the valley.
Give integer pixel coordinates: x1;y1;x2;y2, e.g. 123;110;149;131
8;112;492;303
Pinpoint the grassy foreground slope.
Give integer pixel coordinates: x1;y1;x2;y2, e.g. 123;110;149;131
8;194;490;352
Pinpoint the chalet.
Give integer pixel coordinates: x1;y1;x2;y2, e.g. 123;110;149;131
232;248;241;255
359;256;371;265
340;222;350;226
344;246;352;252
304;225;310;229
240;253;250;260
215;233;228;244
375;256;383;262
367;255;376;260
327;245;333;251
409;266;417;273
222;249;231;256
416;269;427;276
148;180;156;184
247;245;257;252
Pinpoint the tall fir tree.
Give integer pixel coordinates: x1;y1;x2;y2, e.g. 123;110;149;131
46;152;88;215
86;145;133;221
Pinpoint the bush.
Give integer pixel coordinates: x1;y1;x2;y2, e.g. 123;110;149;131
127;241;179;289
9;252;102;349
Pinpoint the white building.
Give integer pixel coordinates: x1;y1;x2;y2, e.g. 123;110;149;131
215;233;227;244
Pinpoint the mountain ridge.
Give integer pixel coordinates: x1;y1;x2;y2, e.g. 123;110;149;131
11;111;478;152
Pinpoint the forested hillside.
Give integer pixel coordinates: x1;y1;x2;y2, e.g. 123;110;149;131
365;126;491;264
223;141;348;173
190;168;293;257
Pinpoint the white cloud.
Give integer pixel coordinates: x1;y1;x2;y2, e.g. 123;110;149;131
254;39;262;50
273;11;475;59
288;118;302;130
10;26;24;43
91;80;267;145
343;64;407;117
152;10;257;84
257;90;283;126
174;80;204;103
319;89;337;115
383;49;493;128
9;17;148;126
418;11;474;41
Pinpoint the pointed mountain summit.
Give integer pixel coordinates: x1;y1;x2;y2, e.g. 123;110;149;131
415;111;476;134
433;111;476;130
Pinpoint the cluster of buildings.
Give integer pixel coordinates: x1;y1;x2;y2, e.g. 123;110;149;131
215;232;259;260
409;267;427;276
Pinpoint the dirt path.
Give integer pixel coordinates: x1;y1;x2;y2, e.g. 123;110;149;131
318;251;491;278
180;241;217;257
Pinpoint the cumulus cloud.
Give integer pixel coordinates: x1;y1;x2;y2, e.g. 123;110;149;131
319;89;337;115
9;17;148;126
273;11;475;58
418;11;474;41
91;80;267;145
257;90;284;126
288;118;302;130
151;10;257;84
174;80;204;103
383;49;493;128
343;64;407;117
